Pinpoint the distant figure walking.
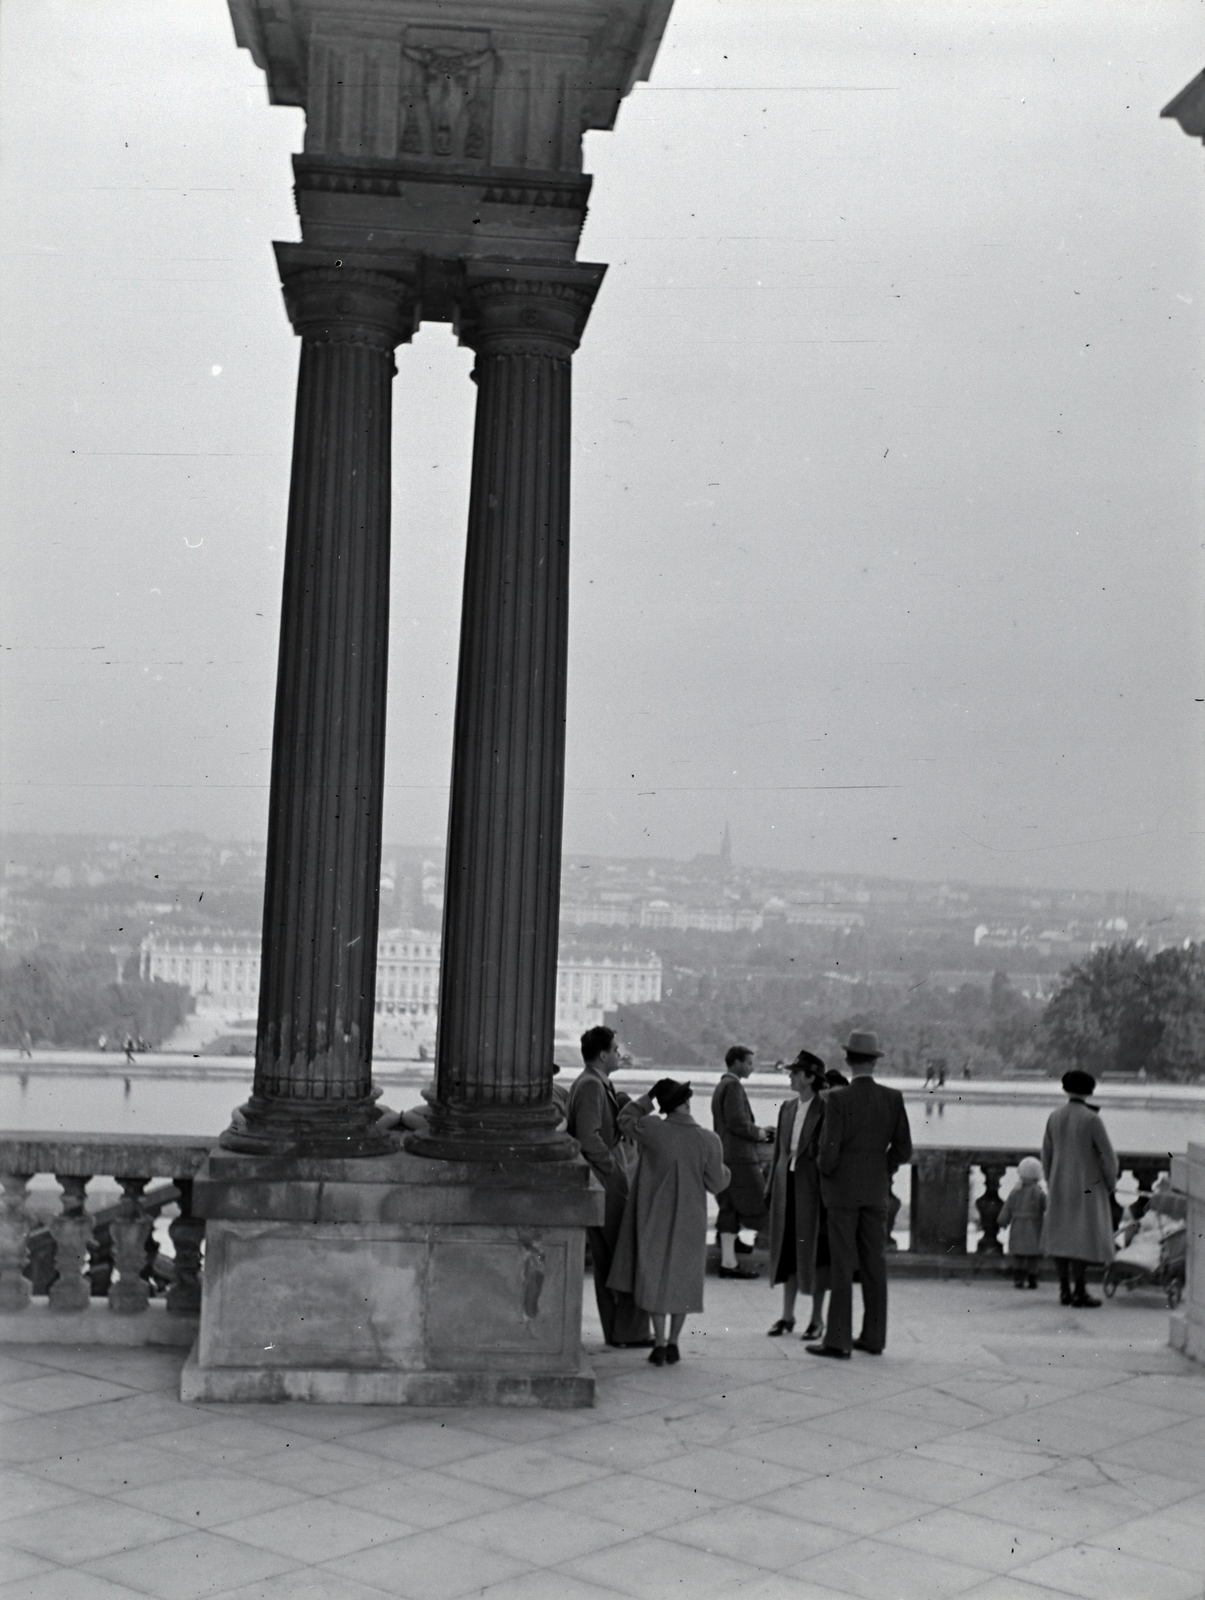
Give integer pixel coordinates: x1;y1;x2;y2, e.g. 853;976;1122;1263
19;1030;33;1059
609;1079;729;1366
1041;1070;1117;1308
566;1026;652;1348
1000;1156;1046;1289
124;1035;136;1065
711;1045;772;1277
811;1030;912;1358
766;1049;830;1340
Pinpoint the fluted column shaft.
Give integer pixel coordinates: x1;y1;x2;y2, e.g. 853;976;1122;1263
413;262;604;1162
222;247;415;1157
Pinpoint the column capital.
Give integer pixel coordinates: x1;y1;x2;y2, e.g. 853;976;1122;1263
274;243;419;353
455;260;606;358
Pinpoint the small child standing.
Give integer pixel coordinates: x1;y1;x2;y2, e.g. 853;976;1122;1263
1000;1157;1046;1288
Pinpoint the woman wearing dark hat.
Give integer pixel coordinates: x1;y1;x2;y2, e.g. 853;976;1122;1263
1040;1070;1119;1307
608;1079;730;1365
766;1050;831;1340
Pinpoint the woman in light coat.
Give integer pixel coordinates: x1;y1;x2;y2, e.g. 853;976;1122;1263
766;1050;830;1340
608;1079;730;1366
1040;1069;1119;1308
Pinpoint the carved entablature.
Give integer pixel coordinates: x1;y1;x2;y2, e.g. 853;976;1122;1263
304;23;591;174
230;0;673;313
230;0;674;172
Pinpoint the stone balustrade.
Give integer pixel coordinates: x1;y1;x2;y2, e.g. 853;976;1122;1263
0;1135;211;1329
906;1145;1172;1263
0;1130;1181;1344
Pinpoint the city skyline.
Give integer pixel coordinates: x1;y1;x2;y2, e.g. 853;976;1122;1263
2;0;1203;901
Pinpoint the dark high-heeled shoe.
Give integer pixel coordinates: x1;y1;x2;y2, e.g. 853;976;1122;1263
665;1343;680;1364
800;1321;824;1341
648;1345;667;1366
767;1319;796;1337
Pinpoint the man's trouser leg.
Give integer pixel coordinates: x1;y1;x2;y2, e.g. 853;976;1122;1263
587;1225;620;1344
855;1205;889;1351
824;1206;858;1353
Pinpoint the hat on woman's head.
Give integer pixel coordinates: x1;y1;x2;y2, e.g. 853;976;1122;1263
824;1068;849;1088
785;1048;826;1076
1061;1069;1096;1098
653;1078;692;1115
1018;1156;1043;1182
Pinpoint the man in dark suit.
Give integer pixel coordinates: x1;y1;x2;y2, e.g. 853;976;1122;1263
809;1029;911;1358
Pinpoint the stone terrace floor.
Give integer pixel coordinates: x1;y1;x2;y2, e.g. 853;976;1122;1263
0;1278;1202;1600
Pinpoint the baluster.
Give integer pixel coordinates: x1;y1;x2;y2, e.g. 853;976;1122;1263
975;1162;1007;1254
910;1150;971;1256
109;1176;152;1314
0;1172;32;1312
48;1176;94;1311
167;1178;204;1315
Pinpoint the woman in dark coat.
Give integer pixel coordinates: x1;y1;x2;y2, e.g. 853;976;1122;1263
766;1050;830;1340
608;1079;730;1366
1040;1069;1118;1307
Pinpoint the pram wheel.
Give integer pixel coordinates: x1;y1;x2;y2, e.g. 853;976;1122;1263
1103;1271;1117;1300
1167;1280;1183;1309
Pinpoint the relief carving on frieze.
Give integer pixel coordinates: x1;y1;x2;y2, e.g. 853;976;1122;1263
400;40;494;162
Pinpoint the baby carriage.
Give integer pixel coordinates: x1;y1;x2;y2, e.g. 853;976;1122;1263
1103;1187;1187;1309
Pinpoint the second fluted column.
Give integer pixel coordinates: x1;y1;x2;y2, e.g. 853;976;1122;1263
412;261;604;1163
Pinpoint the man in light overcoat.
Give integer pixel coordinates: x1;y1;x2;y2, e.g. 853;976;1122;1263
566;1025;652;1347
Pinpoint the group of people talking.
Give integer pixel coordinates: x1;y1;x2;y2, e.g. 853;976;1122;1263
565;1024;913;1363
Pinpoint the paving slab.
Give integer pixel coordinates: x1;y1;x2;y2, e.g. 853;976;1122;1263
0;1277;1200;1599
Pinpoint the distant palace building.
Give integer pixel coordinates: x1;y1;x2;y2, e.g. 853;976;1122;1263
140;929;661;1036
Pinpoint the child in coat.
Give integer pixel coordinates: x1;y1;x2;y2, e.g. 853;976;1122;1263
1000;1156;1047;1288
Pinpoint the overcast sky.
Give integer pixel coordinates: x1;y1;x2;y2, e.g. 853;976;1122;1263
2;0;1203;899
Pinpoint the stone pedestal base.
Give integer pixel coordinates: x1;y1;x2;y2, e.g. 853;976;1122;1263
186;1149;602;1407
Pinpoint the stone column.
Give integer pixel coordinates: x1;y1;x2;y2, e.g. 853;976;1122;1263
222;246;416;1158
411;262;604;1163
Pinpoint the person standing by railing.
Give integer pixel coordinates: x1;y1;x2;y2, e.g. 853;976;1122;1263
1040;1070;1118;1308
609;1079;730;1366
766;1049;830;1340
810;1030;912;1359
566;1025;653;1348
711;1044;773;1278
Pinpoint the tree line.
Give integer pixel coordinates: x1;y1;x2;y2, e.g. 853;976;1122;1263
0;949;191;1049
614;942;1205;1081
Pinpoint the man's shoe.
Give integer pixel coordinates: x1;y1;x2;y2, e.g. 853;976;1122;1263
1071;1291;1101;1308
648;1345;667;1366
665;1342;680;1364
806;1344;851;1359
718;1265;759;1280
852;1338;882;1355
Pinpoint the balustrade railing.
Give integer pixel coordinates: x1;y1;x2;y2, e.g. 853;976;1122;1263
0;1135;211;1319
906;1146;1172;1261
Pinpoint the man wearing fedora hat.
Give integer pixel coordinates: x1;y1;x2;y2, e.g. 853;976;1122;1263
809;1029;911;1358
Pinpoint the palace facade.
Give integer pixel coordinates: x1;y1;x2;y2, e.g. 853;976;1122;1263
140;929;661;1036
